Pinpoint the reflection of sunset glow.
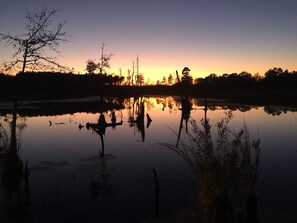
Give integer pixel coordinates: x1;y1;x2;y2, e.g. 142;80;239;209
2;97;297;222
20;96;297;139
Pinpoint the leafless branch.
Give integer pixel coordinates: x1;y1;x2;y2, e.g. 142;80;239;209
0;7;69;73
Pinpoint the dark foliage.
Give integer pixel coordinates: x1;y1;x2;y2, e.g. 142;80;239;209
195;68;297;91
1;68;297;106
190;68;297;106
0;71;124;100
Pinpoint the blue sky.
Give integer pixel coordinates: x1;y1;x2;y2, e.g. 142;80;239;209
1;0;297;82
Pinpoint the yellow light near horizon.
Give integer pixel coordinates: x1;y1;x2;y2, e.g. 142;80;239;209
58;52;297;82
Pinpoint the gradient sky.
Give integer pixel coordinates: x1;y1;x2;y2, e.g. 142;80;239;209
1;0;297;82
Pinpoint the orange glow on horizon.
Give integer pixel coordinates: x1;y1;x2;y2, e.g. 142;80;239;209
3;46;297;84
60;46;297;84
66;59;280;84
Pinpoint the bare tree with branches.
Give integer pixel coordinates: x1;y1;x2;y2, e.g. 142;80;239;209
0;8;69;73
98;43;112;75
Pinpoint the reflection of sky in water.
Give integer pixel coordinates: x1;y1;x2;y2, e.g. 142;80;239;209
1;97;297;222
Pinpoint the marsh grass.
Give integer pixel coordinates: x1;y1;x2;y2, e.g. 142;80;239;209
161;111;260;223
0;123;9;152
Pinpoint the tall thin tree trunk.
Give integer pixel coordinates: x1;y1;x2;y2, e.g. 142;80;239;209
131;61;135;86
22;45;28;73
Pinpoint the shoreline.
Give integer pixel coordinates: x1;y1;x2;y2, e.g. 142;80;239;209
1;95;297;117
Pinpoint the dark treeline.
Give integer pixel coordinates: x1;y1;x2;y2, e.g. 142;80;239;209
1;67;297;106
191;67;297;106
0;71;176;100
195;67;297;90
0;71;124;100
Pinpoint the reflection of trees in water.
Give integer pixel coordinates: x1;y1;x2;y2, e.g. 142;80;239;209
0;110;29;222
0;97;126;118
264;106;282;116
224;105;253;113
263;106;297;116
162;111;260;223
152;96;257;116
195;99;256;113
176;96;192;147
127;97;152;142
80;154;115;199
85;111;122;198
127;96;181;114
86;111;123;157
144;98;155;112
155;96;190;114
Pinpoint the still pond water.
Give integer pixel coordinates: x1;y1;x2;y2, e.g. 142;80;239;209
1;96;297;223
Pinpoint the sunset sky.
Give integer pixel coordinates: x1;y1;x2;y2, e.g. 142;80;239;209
1;0;297;83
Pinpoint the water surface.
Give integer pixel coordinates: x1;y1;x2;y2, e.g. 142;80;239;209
1;96;297;222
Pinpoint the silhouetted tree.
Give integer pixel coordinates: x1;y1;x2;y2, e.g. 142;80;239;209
85;43;112;75
239;71;253;79
167;74;173;85
112;75;124;85
193;77;201;85
131;61;135;86
86;59;98;74
98;43;112;75
161;76;166;85
253;73;262;81
206;73;218;81
0;8;69;73
126;69;132;85
135;73;145;86
264;67;283;78
181;67;193;84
